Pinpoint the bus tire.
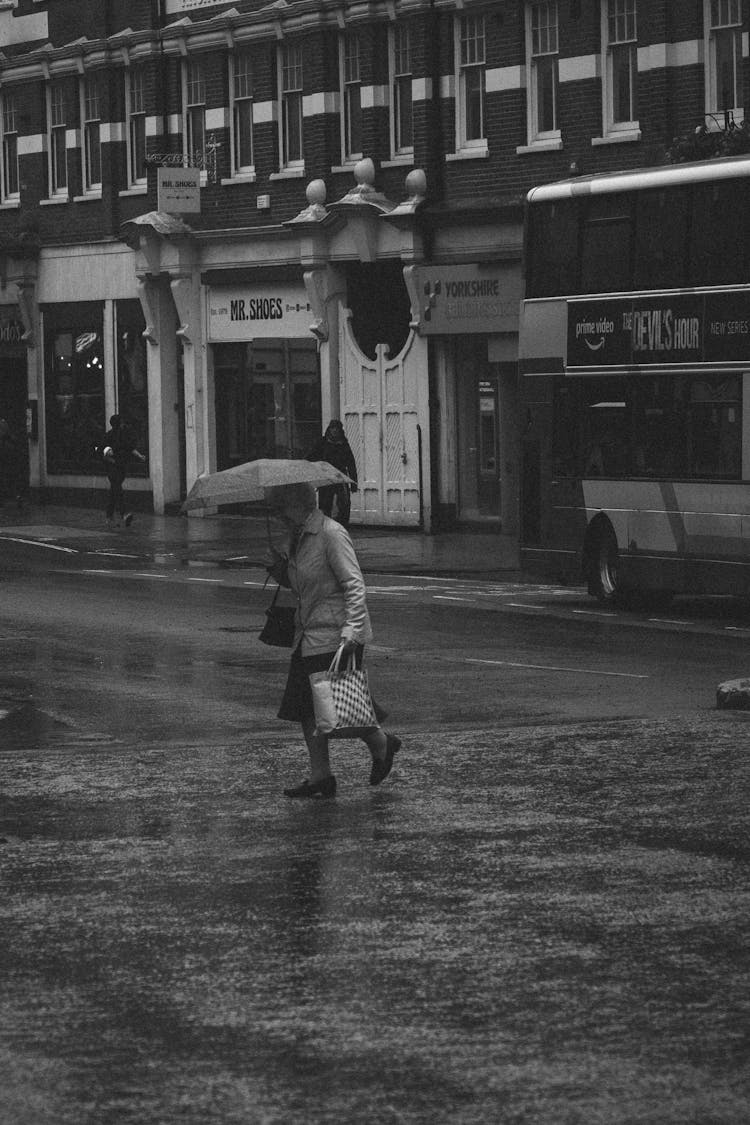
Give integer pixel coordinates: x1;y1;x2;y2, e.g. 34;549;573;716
587;522;620;603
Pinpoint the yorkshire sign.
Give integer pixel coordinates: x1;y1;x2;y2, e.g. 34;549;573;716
407;264;521;336
567;291;750;369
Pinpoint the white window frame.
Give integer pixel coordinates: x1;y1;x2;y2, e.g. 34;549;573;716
125;65;147;188
278;41;304;171
455;12;487;154
182;58;206;176
704;0;745;122
46;79;68;199
230;50;255;178
1;89;20;203
340;31;363;164
389;22;414;158
80;72;102;194
600;0;639;139
525;2;561;146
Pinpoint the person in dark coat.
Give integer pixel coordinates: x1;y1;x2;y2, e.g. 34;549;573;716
97;414;145;527
306;419;358;528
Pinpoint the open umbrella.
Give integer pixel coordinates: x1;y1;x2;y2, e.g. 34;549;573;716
181;458;355;512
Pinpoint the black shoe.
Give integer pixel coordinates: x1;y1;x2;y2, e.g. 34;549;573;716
284;776;337;799
370;734;401;786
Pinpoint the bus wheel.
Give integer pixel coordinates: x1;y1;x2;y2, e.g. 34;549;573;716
588;524;620;602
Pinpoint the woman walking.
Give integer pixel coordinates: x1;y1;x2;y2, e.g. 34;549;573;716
265;480;400;798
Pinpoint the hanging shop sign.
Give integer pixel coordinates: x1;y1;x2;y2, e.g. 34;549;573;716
208;286;313;341
408;263;521;336
567;290;750;369
157;166;201;214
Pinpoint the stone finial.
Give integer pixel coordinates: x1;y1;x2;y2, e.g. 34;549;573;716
307;179;327;208
353;158;376;188
405;168;427;200
287;178;329;224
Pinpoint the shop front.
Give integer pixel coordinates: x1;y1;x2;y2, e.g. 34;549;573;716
404;262;522;531
207;283;321;468
34;243;152;508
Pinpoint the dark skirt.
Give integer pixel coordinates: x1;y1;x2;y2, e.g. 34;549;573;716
277;644;386;725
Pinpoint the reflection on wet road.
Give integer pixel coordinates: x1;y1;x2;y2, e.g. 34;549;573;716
2;561;750;1123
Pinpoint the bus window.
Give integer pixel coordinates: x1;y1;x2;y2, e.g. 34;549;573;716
580;195;632;294
690;181;748;286
580;378;631;476
688;376;741;478
633;186;689;290
526;199;579;297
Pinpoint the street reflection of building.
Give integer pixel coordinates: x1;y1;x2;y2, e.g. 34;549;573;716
0;2;743;538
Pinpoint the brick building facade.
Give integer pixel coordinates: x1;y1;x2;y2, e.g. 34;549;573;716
0;0;746;534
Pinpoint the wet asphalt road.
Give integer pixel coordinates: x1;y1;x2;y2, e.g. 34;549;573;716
1;539;750;1124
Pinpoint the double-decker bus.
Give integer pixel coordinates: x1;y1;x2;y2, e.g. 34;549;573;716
519;153;750;605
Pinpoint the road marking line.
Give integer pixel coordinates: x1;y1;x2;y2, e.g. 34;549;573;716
433;594;474;602
187;577;224;584
507;602;545;609
572;609;617;617
0;535;78;554
93;551;141;559
648;618;688;626
466;658;648;679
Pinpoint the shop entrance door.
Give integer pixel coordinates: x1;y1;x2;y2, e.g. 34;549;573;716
476;376;500;515
455;338;501;522
214;338;321;470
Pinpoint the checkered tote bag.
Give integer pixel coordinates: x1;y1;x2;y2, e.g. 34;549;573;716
310;644;378;739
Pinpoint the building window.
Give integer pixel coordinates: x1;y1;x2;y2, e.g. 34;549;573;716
184;59;206;167
341;32;362;162
706;0;744;117
602;0;638;131
44;305;106;475
126;66;147;187
527;2;560;142
457;13;486;149
390;23;413;156
280;42;303;167
1;90;19;201
47;81;68;197
80;73;102;192
231;51;254;175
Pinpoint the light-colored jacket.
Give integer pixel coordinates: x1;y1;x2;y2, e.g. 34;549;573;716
288;509;373;656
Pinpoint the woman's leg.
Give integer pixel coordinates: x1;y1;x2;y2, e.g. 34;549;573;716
363;727;386;762
363;727;401;787
302;716;332;782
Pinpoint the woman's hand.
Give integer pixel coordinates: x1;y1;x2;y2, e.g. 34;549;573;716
340;637;358;655
264;547;289;585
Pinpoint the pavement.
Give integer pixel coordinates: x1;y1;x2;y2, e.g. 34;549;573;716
0;499;522;579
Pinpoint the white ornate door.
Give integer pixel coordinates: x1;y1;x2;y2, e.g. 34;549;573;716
339;309;427;527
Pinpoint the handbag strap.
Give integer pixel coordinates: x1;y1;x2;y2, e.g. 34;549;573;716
329;643;355;676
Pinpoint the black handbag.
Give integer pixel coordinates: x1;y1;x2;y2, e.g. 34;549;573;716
259;584;296;647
